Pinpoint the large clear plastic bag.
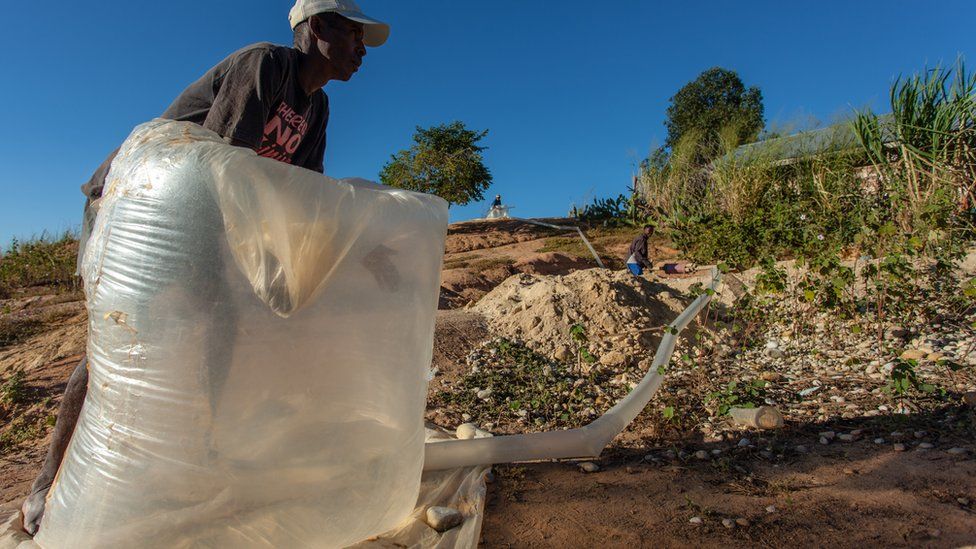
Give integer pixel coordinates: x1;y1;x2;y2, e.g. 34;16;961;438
36;120;448;548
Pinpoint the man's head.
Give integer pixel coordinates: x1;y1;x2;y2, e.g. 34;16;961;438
290;0;389;82
643;224;654;236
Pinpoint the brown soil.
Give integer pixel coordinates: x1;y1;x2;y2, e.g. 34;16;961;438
2;225;974;548
483;445;976;548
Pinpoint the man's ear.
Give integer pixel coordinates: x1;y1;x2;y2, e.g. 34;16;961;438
308;15;327;42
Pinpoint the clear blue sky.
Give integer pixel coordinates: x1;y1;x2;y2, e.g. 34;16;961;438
1;1;974;246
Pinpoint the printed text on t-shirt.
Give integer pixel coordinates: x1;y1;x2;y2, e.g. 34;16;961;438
256;101;310;163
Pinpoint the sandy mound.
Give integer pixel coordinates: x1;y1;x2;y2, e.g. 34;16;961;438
472;268;688;367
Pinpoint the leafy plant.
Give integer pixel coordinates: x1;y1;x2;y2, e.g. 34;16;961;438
885;359;942;397
570;323;598;370
705;379;768;416
379;121;493;206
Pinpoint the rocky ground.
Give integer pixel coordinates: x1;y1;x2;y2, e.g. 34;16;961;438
2;222;975;547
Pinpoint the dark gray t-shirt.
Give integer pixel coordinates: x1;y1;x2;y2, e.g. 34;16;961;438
81;42;328;200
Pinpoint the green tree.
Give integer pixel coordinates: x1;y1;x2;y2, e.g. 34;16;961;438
663;67;765;159
379;121;493;206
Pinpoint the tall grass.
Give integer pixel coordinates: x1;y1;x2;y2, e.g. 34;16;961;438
0;231;79;298
639;59;975;266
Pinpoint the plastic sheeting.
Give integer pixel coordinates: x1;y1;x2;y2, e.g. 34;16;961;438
35;120;448;548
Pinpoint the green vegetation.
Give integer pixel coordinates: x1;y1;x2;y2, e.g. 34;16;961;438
432;338;628;430
0;370;29;406
0;231;79;298
380;121;493;207
662;67;765;162
635;60;974;268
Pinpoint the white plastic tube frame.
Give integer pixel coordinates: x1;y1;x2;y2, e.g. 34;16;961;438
424;267;721;470
508;218;606;269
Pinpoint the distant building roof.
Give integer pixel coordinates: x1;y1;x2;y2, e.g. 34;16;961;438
727;114;895;166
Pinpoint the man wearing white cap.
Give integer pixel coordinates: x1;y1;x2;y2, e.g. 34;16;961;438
21;1;389;535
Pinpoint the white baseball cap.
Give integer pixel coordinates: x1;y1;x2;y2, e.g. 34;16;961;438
289;0;390;47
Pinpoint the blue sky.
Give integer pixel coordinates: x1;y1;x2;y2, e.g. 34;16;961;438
1;1;974;246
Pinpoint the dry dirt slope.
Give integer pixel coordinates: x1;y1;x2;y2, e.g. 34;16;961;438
2;223;975;548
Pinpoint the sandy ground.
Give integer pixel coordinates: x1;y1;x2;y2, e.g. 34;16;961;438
1;220;974;547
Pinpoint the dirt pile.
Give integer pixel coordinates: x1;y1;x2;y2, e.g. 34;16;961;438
472;268;687;366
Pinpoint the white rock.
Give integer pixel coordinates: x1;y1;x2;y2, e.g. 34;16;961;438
874;438;885;444
893;443;907;452
947;447;968;456
917;442;935;450
455;423;478;440
838;434;855;442
578;461;600;473
476;388;493;400
694;450;709;460
722;518;735;529
689;516;703;525
425;506;463;532
765;505;777;513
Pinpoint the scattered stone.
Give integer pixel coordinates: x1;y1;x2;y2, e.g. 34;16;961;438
958;497;971;506
722;518;735;529
918;442;934;450
874;438;885;445
900;349;926;361
819;431;836;440
893;443;907;452
819;437;830;445
738;438;752;448
425;506;463;532
735;518;750;527
795;445;808;454
765;505;777;513
947;447;968;456
914;430;927;439
689;516;703;525
843;468;856;475
476;388;492;400
765;347;786;359
455;423;477;440
838;434;855;442
694;450;709;460
578;461;600;473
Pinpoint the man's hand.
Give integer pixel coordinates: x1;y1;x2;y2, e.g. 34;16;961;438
21;484;50;535
362;244;400;292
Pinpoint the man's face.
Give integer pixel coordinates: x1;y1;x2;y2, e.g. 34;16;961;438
318;15;366;81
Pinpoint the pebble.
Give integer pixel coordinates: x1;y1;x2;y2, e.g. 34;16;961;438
735;518;750;527
455;423;477;440
819;431;836;440
947;447;968;456
894;443;907;452
689;516;703;525
795;445;808;453
738;438;752;448
722;518;735;529
874;438;885;444
918;442;934;450
819;437;830;445
765;505;777;513
959;497;971;506
694;450;709;460
578;461;600;473
838;434;855;442
425;506;464;532
476;388;492;400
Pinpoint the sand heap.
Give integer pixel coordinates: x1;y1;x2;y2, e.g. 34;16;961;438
472;268;687;367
